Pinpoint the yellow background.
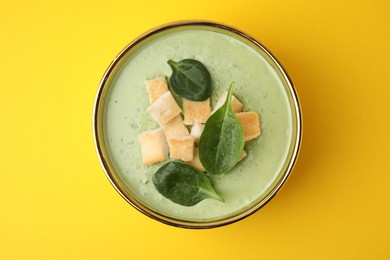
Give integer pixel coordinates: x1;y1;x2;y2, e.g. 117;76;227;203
1;0;389;259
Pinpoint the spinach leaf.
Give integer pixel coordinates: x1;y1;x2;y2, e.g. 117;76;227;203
167;59;212;101
152;161;223;206
199;82;245;175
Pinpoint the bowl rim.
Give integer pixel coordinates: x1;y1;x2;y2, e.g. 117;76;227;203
93;20;302;229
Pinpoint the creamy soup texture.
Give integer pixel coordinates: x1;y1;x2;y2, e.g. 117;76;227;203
103;28;293;221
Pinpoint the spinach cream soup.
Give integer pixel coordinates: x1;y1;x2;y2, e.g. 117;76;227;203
94;21;301;228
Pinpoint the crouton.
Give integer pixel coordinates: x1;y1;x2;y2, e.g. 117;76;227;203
188;147;205;172
183;98;211;125
138;128;169;165
190;120;204;145
147;91;182;126
162;115;189;141
168;135;194;161
235;111;261;141
239;150;247;161
145;77;168;104
212;91;244;114
187;148;244;172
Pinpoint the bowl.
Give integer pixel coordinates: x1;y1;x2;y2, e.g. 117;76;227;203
93;20;302;228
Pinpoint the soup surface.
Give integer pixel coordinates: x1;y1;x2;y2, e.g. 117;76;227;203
103;28;293;221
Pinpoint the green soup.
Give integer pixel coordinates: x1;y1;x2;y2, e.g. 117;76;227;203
95;22;301;226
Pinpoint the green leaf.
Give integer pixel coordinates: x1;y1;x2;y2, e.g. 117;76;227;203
199;82;245;175
152;161;224;206
167;59;212;101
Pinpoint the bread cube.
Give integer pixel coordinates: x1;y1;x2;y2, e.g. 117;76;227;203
145;77;168;104
212;91;244;114
162;115;189;141
188;147;205;172
190;120;204;145
239;150;247;161
168;135;194;161
147;91;182;126
183;98;211;125
138;128;169;165
235;111;261;141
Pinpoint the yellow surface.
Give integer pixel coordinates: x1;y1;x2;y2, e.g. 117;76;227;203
1;0;389;259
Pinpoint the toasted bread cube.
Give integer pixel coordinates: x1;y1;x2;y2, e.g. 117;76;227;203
190;120;204;145
168;135;194;161
145;77;168;104
147;91;182;126
239;150;247;161
138;129;169;165
183;98;211;125
212;91;244;114
235;111;261;141
162;115;189;141
188;147;205;172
